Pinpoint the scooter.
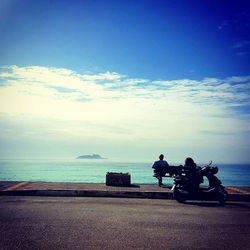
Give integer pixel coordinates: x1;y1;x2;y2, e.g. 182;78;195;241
171;162;228;205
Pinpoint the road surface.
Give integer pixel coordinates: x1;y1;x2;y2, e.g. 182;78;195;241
0;196;249;249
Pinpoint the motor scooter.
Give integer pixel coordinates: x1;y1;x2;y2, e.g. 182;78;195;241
171;162;228;205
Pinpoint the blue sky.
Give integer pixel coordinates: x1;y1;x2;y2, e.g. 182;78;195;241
0;0;250;162
1;0;249;79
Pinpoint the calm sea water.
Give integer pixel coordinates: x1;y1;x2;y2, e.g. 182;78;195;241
0;159;250;186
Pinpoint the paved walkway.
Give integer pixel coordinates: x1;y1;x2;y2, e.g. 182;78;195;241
0;181;250;201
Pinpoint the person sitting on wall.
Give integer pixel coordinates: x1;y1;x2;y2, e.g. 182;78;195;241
152;154;170;186
183;157;201;189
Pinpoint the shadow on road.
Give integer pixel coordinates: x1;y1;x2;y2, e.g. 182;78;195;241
224;202;250;209
183;201;223;207
181;201;250;208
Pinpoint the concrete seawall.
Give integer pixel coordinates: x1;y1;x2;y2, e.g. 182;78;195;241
0;181;249;201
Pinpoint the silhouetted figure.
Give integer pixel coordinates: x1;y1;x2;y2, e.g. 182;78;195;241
183;157;199;190
152;154;169;186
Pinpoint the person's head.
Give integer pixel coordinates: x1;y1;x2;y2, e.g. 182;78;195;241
185;157;194;165
159;154;164;160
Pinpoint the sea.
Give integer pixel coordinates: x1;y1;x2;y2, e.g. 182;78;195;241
0;159;250;187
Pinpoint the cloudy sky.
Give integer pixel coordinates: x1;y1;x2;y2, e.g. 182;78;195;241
0;0;249;163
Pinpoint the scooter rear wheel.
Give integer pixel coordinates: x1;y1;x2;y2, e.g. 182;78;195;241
217;187;228;206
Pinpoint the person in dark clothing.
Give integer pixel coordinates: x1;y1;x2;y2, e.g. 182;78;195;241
152;154;169;186
183;157;200;189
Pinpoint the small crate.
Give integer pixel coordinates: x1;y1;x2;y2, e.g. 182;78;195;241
106;172;131;186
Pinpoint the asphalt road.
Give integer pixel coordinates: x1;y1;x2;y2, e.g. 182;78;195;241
0;196;250;250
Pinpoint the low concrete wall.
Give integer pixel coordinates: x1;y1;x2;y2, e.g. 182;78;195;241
0;189;172;199
1;189;249;201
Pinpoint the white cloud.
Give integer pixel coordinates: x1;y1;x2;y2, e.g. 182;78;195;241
81;71;122;81
0;65;249;162
1;65;249;107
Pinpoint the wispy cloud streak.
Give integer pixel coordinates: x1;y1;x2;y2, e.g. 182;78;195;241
0;65;249;110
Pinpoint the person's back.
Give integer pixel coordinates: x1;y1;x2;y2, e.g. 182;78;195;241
184;157;196;172
183;157;199;189
152;159;169;169
152;154;169;186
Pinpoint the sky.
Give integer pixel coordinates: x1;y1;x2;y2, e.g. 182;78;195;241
0;0;249;163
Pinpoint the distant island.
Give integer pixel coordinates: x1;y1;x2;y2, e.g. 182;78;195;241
76;154;105;159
